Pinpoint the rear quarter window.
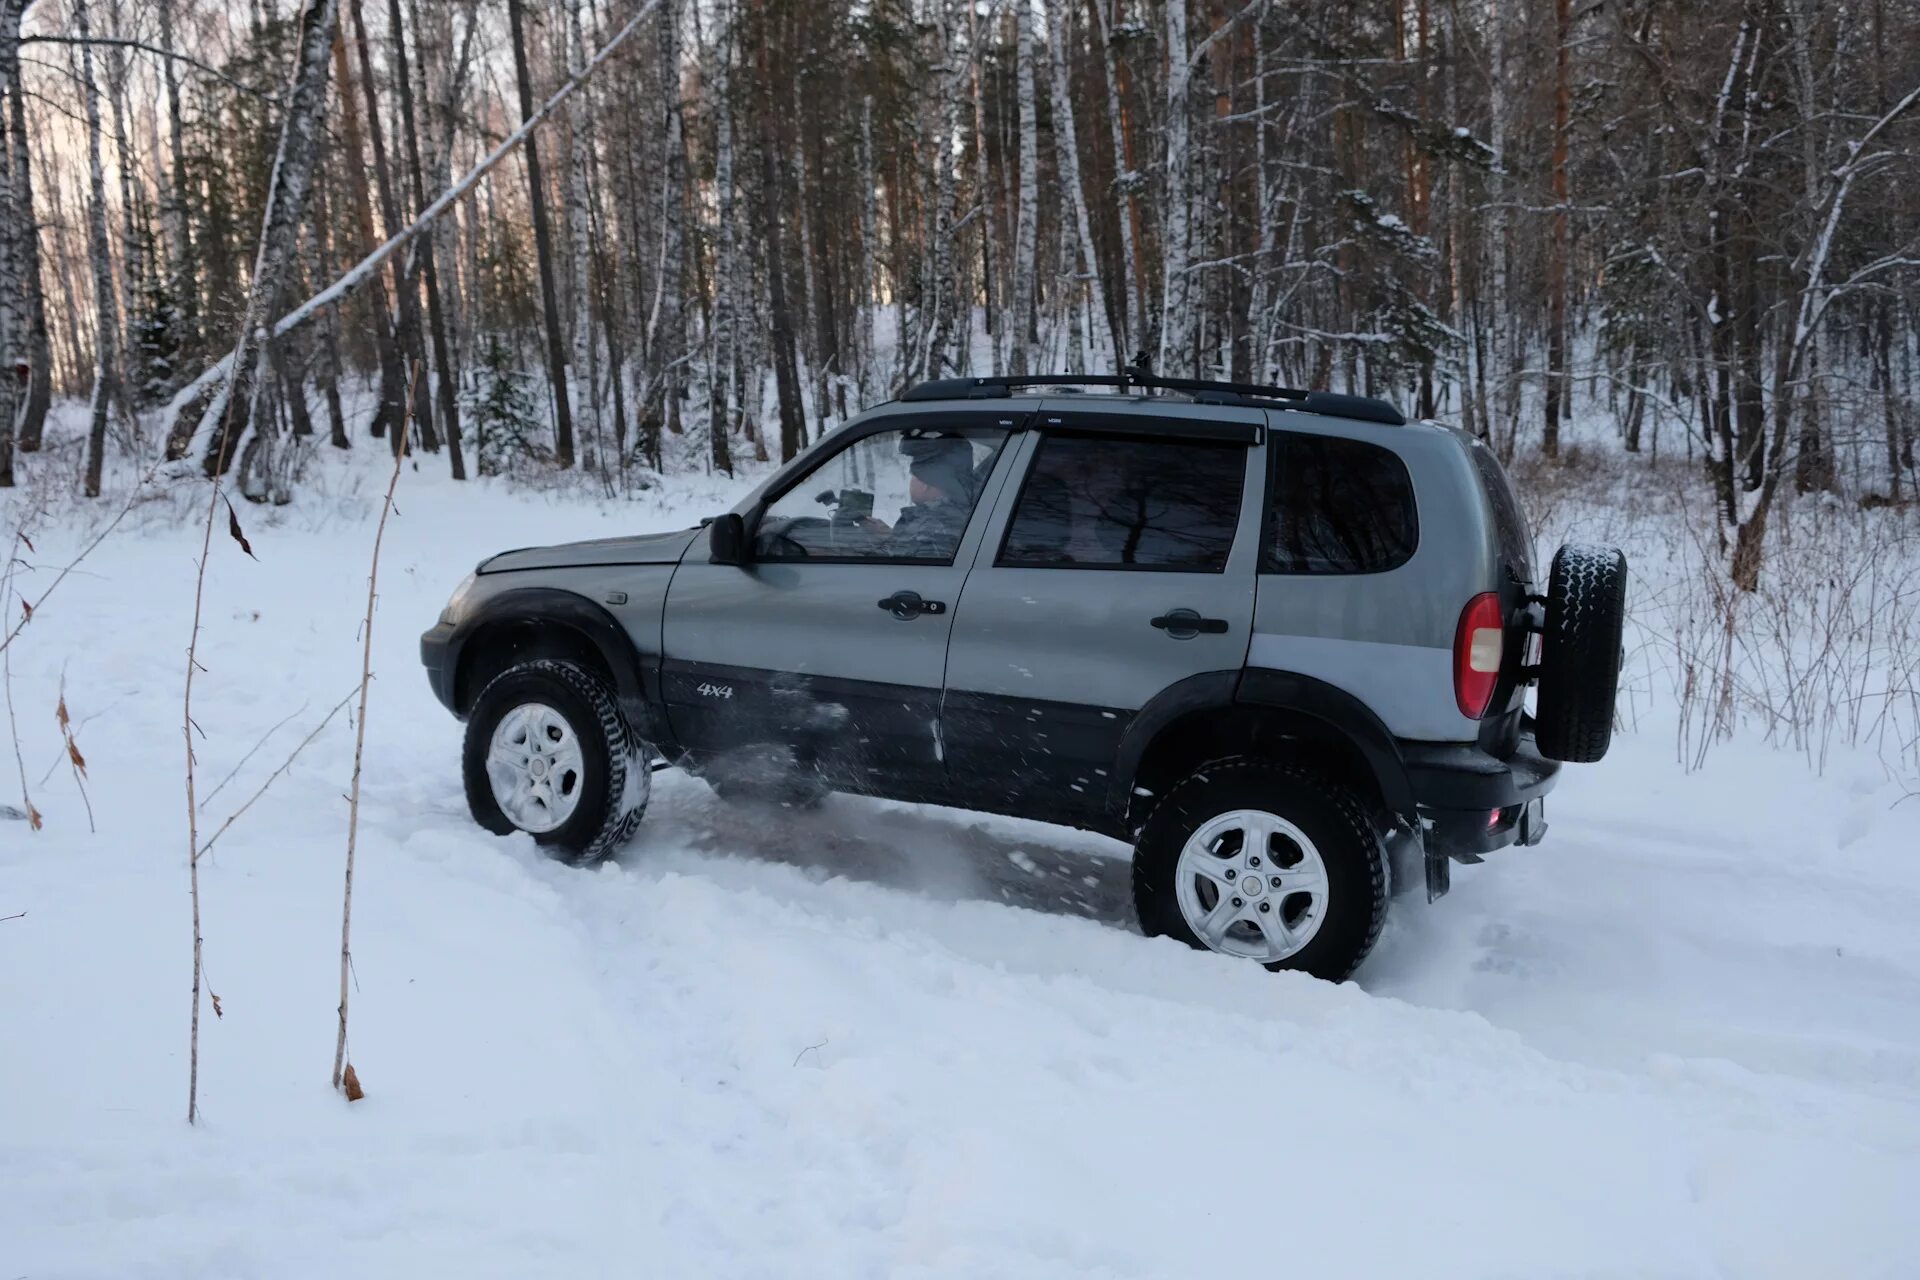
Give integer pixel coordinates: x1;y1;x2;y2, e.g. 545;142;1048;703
1467;439;1535;582
1263;432;1417;574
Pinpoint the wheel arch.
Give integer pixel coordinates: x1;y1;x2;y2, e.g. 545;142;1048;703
1113;669;1418;831
451;588;654;735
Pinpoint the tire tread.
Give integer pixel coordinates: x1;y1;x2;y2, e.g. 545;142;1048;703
1535;543;1628;764
463;658;648;864
1132;756;1388;981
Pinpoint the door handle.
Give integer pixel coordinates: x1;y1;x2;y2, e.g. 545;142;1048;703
878;590;946;620
1150;609;1228;638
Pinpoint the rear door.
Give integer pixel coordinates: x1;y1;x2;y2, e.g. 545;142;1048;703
942;403;1265;822
662;413;1018;794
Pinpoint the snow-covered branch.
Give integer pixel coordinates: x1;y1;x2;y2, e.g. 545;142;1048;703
162;0;662;442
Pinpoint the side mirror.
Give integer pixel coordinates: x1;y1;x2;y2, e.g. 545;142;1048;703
708;512;749;566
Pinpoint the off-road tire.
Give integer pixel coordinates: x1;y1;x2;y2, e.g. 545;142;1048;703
1132;758;1389;982
1535;543;1628;764
463;659;650;864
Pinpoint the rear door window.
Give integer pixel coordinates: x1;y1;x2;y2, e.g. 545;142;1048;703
1264;432;1417;574
997;434;1246;571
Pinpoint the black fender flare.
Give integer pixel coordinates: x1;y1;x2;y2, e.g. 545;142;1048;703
1235;669;1416;818
447;587;654;732
1107;668;1416;821
1106;671;1241;815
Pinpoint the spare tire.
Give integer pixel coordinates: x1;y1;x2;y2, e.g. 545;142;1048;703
1534;543;1627;763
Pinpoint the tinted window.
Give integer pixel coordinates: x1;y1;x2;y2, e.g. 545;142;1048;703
1264;433;1417;574
999;435;1246;571
755;426;1008;563
1468;439;1535;580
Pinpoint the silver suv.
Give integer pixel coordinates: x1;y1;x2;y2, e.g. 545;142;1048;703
422;372;1626;981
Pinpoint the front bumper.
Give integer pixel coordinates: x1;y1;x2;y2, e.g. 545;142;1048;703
421;620;459;714
1398;731;1560;897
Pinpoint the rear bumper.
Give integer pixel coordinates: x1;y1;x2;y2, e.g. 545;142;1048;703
421;620;459;714
1397;731;1559;896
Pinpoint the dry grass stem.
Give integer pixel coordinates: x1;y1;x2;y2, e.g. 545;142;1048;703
196;686;356;863
333;363;416;1097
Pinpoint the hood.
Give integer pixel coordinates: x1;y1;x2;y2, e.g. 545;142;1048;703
478;527;701;573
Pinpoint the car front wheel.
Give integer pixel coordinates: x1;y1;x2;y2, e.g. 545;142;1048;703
463;659;650;863
1132;758;1388;982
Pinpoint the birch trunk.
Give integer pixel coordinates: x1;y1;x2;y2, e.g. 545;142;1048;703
754;4;804;461
920;6;959;379
156;0;198;362
968;0;995;364
507;0;576;466
1483;0;1514;447
104;0;144;410
0;0;21;486
564;0;602;468
330;26;407;441
1157;0;1193;373
390;0;465;476
348;0;434;454
1542;0;1570;458
310;198;350;449
1788;0;1832;493
167;0;341;489
858;96;878;402
647;0;686;444
1091;0;1143;358
1009;0;1041;376
707;2;737;473
1045;0;1112;372
1245;11;1274;382
9;69;45;453
76;0;122;497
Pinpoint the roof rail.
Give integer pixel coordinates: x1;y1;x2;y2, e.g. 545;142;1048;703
897;367;1407;426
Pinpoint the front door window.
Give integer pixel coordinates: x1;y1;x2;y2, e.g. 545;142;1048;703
755;427;1009;564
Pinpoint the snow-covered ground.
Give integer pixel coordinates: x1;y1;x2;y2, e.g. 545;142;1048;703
4;438;1919;1278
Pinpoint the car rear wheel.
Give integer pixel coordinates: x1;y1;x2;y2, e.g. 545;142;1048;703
463;659;650;863
1534;543;1628;764
1132;758;1388;982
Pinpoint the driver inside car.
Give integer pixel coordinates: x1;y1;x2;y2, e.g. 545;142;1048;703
858;435;978;559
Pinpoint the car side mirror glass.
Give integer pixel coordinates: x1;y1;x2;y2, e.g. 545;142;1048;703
708;512;749;566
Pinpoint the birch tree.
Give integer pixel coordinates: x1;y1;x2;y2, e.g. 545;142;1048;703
646;0;686;444
1157;0;1193;373
0;0;21;487
1045;0;1111;371
508;0;576;466
155;0;198;367
1009;0;1041;375
389;0;465;476
706;0;737;473
75;0;121;498
564;0;602;464
165;0;342;490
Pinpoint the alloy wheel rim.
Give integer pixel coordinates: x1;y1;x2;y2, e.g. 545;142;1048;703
486;702;586;833
1173;808;1330;962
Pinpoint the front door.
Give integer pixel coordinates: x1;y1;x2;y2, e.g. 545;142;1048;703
942;405;1265;823
662;416;1016;795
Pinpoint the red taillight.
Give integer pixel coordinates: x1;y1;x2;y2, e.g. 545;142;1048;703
1453;592;1504;719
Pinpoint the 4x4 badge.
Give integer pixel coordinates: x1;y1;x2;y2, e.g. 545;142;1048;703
695;682;734;700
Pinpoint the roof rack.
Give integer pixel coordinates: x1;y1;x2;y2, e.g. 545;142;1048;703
897;364;1406;426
